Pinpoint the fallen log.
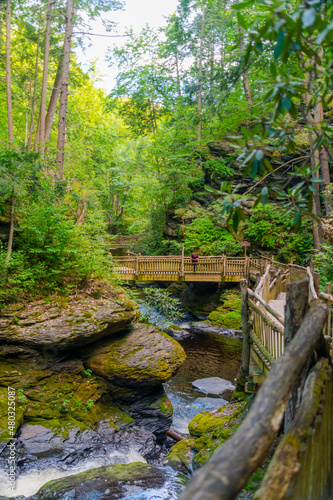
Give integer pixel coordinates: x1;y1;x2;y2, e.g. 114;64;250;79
167;429;186;442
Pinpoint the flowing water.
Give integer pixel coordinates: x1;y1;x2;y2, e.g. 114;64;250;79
0;288;242;499
164;328;242;434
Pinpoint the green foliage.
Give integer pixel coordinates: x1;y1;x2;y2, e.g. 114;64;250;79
139;287;185;330
204;158;234;181
314;245;333;289
244;204;313;264
183;215;234;255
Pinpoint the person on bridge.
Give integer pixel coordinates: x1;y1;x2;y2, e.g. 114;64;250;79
191;251;199;272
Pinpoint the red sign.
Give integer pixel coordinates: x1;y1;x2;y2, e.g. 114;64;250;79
241;241;251;247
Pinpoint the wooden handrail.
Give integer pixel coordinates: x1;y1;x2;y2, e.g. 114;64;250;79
248;299;284;335
247;289;284;326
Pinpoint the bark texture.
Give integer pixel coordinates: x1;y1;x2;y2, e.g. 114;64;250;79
179;301;328;500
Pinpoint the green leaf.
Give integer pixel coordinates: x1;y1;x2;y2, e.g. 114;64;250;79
274;31;285;60
302;8;316;28
237;12;248;30
255;150;264;161
270;62;277;78
316;21;333;44
281;94;292;111
231;1;253;10
263;158;274;173
293;212;302;232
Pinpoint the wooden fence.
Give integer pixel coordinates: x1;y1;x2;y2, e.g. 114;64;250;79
179;279;333;500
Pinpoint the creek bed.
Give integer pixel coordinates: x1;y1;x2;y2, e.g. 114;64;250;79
164;329;243;435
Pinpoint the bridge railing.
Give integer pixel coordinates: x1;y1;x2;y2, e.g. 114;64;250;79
112;255;247;277
179;280;333;500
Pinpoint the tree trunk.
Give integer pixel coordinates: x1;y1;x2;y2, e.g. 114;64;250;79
6;0;13;145
197;8;205;141
175;53;182;97
4;193;15;273
238;23;253;111
36;0;53;153
45;53;63;143
306;71;322;250
314;98;331;214
28;30;40;150
55;0;75;179
76;196;87;225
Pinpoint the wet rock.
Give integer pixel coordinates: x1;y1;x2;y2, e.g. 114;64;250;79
191;397;228;412
0;290;140;350
192;377;235;396
128;389;173;442
190;321;242;338
166;324;192;340
86;322;186;388
29;462;186;500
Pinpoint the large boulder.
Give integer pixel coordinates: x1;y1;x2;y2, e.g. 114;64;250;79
0;288;140;350
86;323;186;388
29;462;186;500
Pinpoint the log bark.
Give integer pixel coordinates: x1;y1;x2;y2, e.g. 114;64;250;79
254;358;332;500
166;429;185;442
179;300;328;500
238;23;253;111
4;193;14;273
284;280;309;430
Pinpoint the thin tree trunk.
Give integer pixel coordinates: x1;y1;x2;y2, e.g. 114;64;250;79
55;0;74;179
6;0;13;145
4;193;15;271
45;53;63;143
238;23;253;111
36;0;53;153
175;54;182;97
197;8;205;141
28;30;40;150
306;70;322;250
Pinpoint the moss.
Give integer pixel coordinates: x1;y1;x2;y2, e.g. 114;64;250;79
157;394;173;415
207;309;242;329
222;296;241;310
165;438;196;471
82;311;93;318
169;324;183;331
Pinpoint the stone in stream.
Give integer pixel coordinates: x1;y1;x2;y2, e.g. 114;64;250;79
28;462;186;500
190;321;242;338
192;377;235;396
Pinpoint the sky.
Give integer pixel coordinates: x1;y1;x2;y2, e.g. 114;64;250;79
75;0;179;93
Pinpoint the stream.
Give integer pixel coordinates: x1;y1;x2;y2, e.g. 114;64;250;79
0;287;242;499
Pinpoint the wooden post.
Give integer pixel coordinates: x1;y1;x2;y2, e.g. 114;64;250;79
284;279;309;431
181;244;184;277
222;254;225;275
325;283;331;337
135;255;139;276
240;279;251;377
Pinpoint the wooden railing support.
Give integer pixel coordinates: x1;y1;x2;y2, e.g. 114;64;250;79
179;301;328;500
181;244;184;277
240;279;250;378
284;280;309;431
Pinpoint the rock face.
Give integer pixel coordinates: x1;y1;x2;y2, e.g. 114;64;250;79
0;289;140;350
0;289;186;478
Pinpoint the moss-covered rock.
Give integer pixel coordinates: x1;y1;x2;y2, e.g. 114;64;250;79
165;438;196;473
165;401;249;472
86;322;186;387
30;462;187;500
0;287;140;350
207;289;242;329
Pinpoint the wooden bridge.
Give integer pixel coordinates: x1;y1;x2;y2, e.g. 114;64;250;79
113;255;252;282
179;257;333;500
